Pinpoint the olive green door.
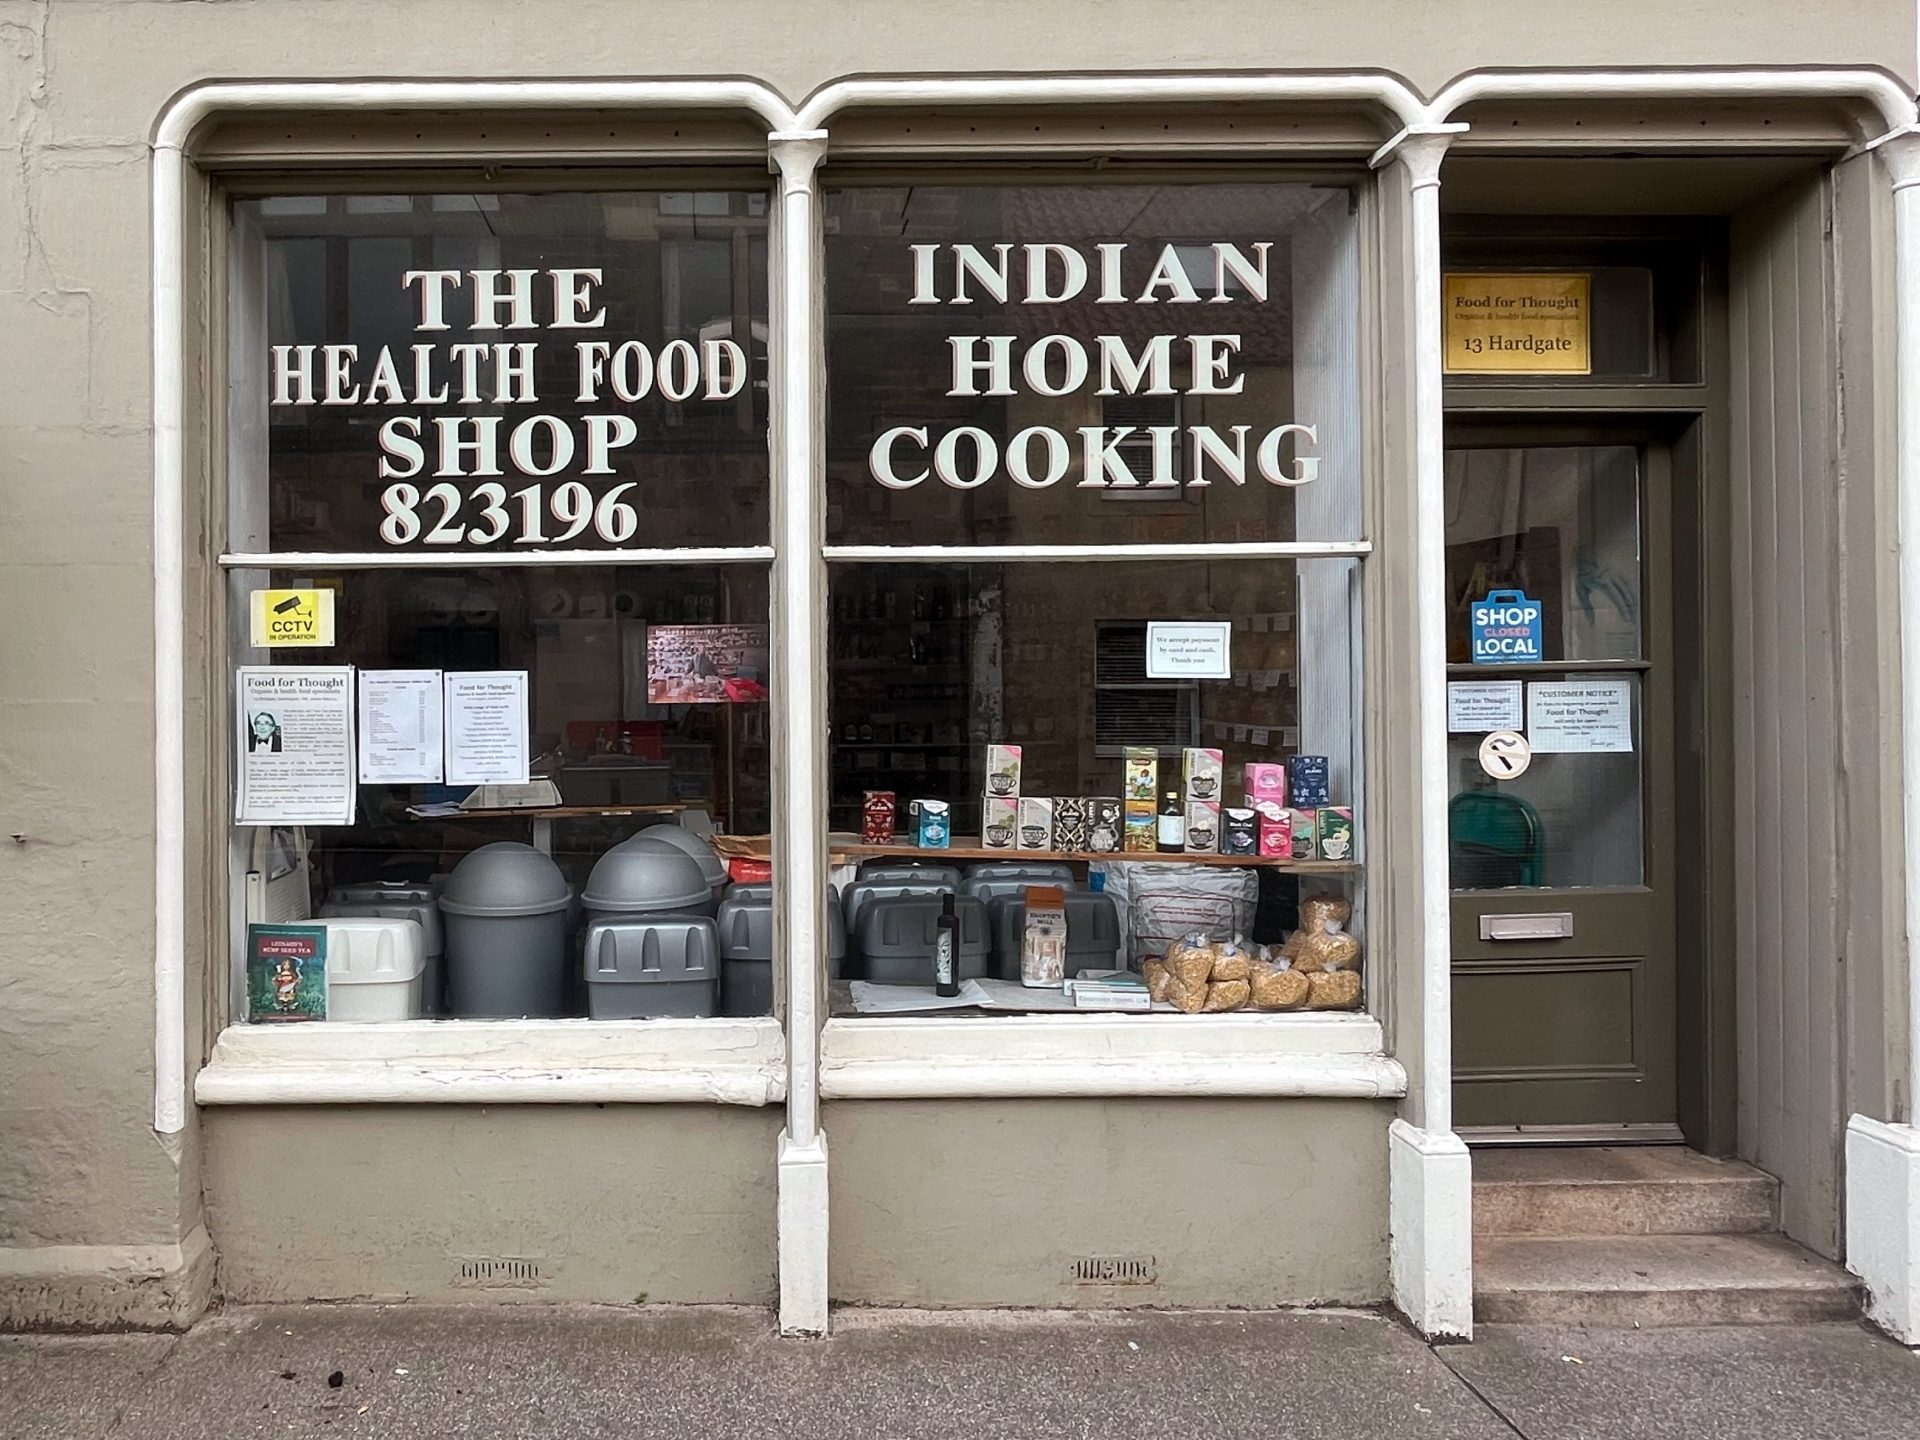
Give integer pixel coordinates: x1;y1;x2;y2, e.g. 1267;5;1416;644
1446;438;1678;1136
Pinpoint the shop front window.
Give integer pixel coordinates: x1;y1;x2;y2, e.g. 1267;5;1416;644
225;188;774;1026
824;180;1369;1019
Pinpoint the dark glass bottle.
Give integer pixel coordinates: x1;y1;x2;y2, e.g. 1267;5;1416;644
1157;788;1185;853
934;893;960;997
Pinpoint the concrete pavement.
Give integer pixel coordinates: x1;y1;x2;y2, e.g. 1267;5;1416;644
3;1304;1917;1439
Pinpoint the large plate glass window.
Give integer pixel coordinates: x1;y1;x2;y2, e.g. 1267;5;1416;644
823;179;1369;1020
224;188;774;1027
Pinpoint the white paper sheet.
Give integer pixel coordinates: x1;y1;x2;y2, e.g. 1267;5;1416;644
1447;679;1525;734
848;980;994;1014
1146;621;1232;679
1526;677;1634;753
444;671;530;784
358;670;443;784
235;666;356;826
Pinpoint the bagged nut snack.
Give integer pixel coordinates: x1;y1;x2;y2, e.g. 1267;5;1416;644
1307;969;1363;1010
1164;973;1208;1014
1144;958;1172;1003
1249;960;1310;1011
1169;944;1217;994
1202;978;1251;1012
1297;893;1352;930
1283;892;1363;974
1209;935;1253;984
1166;931;1212;968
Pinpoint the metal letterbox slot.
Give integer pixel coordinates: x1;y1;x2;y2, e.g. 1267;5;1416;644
1480;912;1574;941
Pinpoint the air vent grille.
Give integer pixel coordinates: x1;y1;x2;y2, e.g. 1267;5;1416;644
1070;1254;1158;1286
453;1257;545;1289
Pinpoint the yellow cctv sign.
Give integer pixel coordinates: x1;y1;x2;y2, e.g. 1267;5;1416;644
250;588;336;648
1443;272;1591;375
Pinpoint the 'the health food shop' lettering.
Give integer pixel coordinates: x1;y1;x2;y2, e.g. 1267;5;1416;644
868;242;1322;492
267;267;749;546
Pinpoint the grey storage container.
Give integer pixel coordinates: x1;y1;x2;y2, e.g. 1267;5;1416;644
582;836;714;918
857;894;991;986
582;916;720;1019
440;843;573;1018
960;861;1077;908
842;877;956;939
633;823;730;901
320;880;447;1015
856;861;963;887
715;884;847;1016
988;892;1124;980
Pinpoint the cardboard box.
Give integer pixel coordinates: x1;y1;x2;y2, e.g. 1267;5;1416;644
1287;807;1318;861
914;799;952;849
1123;801;1157;853
1053;797;1091;851
1085;797;1123;852
1123;747;1159;802
1222;806;1258;855
1017;796;1055;851
981;794;1018;849
1020;885;1069;988
1318;806;1354;862
1242;762;1287;806
1182;748;1224;802
1289;754;1331;808
984;744;1023;799
1184;800;1221;853
862;790;896;844
1256;801;1292;858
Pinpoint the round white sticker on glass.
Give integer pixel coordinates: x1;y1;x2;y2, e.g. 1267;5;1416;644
1478;729;1532;780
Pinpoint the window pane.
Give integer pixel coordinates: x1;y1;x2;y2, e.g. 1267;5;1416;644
236;190;771;554
825;183;1362;547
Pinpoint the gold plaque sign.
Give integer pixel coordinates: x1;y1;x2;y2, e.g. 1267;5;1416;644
1443;272;1591;375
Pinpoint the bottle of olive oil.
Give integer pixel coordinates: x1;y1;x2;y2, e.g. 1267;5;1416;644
934;893;961;997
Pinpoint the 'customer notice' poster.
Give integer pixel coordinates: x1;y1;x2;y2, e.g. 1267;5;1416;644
444;671;531;784
235;666;357;825
358;669;444;784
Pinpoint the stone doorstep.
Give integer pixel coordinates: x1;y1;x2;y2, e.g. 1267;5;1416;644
1472;1146;1780;1238
1473;1233;1862;1327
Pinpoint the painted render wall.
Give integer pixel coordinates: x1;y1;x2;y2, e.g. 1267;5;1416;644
0;0;1915;1325
826;1100;1393;1307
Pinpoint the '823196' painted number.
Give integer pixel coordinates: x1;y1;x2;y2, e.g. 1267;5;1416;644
378;481;639;546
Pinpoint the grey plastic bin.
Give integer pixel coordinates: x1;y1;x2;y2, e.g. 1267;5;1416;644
440;843;573;1017
842;877;955;940
988;892;1124;980
857;895;990;986
320;880;447;1015
855;861;963;887
582;836;714;919
582;916;720;1018
633;823;730;901
960;862;1077;908
715;884;847;1016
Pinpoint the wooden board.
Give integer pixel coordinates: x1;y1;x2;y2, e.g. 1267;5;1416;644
826;834;1359;873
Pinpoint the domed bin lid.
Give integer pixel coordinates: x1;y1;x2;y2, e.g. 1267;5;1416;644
439;842;572;918
582;836;712;915
633;824;730;893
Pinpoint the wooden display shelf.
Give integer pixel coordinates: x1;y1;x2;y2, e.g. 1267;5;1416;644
413;804;687;822
827;832;1360;873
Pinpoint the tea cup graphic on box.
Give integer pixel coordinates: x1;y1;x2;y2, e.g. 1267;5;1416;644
1017;796;1055;850
915;799;952;849
1222;806;1258;855
1184;800;1221;854
1085;797;1123;853
985;744;1022;798
1123;747;1159;802
1243;762;1287;805
1182;748;1224;801
981;794;1019;849
1318;806;1354;861
1255;800;1292;858
1287;807;1318;861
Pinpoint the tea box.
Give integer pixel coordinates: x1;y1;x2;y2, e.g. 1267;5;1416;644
984;744;1023;800
862;790;897;844
915;799;952;849
1242;762;1287;806
1287;807;1318;861
1084;797;1123;852
1184;800;1221;853
1123;801;1157;852
1053;797;1091;851
1222;806;1258;855
1318;806;1354;862
1289;754;1330;808
1123;747;1159;802
1182;747;1224;802
1017;796;1055;851
981;794;1018;849
1255;801;1291;858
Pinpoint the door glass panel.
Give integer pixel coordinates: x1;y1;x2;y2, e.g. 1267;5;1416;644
1444;446;1642;663
1448;671;1644;889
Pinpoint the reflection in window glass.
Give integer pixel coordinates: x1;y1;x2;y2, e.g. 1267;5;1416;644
825;182;1363;547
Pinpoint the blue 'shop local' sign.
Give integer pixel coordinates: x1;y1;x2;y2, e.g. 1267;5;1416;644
1471;589;1544;664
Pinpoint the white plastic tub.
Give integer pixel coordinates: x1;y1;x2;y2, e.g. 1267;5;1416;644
322;917;426;1021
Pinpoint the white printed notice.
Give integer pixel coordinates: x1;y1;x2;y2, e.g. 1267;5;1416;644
444;671;530;784
1145;621;1232;679
358;670;444;784
235;666;357;825
1526;678;1634;753
1447;680;1525;733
